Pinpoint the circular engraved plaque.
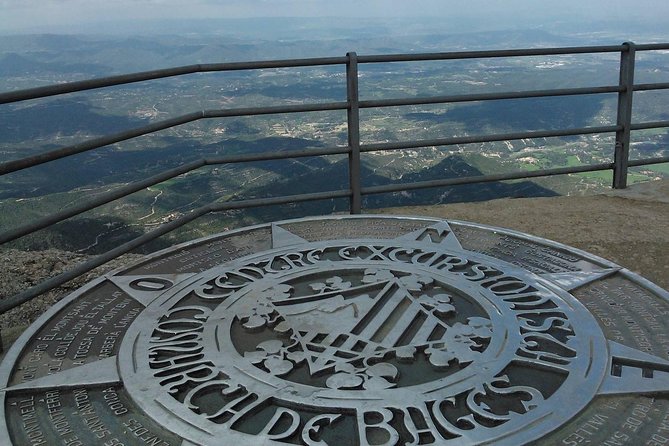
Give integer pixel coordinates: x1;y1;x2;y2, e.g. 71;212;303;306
2;215;669;446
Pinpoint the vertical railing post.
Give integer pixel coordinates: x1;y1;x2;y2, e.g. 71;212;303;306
346;52;362;214
613;41;636;189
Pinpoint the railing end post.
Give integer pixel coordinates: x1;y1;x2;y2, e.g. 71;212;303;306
613;41;636;189
613;141;628;189
346;51;362;214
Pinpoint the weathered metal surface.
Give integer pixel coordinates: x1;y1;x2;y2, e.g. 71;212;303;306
2;215;669;445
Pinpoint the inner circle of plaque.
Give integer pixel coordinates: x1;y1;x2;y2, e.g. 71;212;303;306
119;238;608;445
208;260;509;398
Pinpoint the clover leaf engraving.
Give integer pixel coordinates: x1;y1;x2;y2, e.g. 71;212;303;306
424;347;456;368
362;268;433;293
310;276;352;293
425;317;493;369
416;292;455;316
362;268;395;284
241;301;277;330
398;274;434;292
240;285;293;330
326;372;365;389
260;284;293;301
244;339;306;377
325;361;399;390
395;345;417;362
242;302;274;330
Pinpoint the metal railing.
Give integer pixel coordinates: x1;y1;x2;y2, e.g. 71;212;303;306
1;42;668;315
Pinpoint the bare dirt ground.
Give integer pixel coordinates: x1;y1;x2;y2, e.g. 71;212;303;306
1;180;667;354
375;179;669;291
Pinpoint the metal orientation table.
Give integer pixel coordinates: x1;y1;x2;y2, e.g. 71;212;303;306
1;215;669;445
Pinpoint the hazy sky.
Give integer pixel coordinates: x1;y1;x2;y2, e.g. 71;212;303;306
2;0;669;34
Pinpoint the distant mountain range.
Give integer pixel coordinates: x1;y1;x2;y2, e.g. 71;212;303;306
0;53;108;77
7;153;556;254
0;98;147;144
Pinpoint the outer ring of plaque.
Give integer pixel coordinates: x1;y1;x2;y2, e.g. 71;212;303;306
1;214;668;446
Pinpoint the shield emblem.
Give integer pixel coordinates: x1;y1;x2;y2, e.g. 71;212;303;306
268;268;455;375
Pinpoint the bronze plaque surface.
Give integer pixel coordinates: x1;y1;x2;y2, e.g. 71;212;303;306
1;215;668;445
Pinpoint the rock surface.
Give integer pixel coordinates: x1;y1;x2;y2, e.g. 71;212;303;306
0;251;142;352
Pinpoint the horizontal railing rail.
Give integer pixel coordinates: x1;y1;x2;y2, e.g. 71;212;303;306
359;85;625;109
0;42;668;317
0;56;349;105
359;126;624;152
0;102;351;175
0;44;646;106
